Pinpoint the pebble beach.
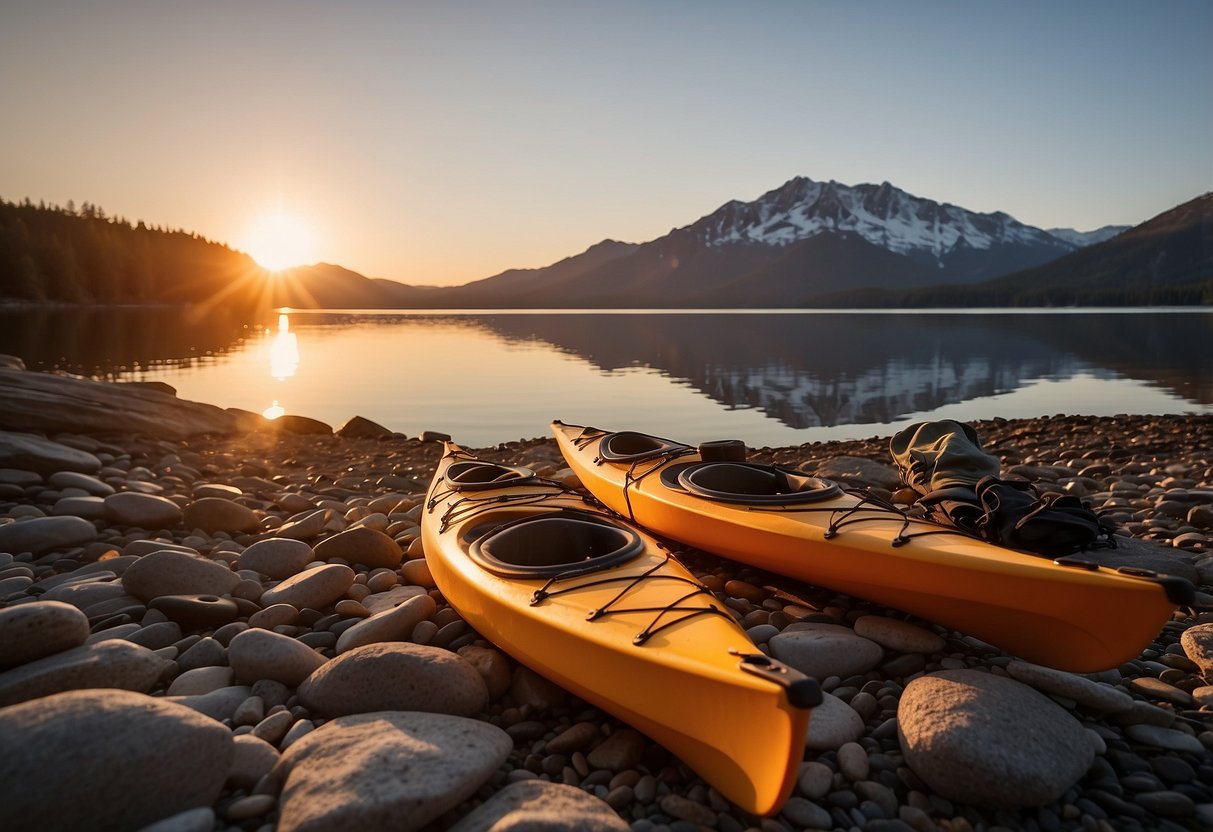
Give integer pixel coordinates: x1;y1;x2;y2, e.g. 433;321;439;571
1;358;1212;832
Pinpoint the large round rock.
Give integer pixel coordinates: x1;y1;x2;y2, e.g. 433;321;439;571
299;642;488;717
0;431;101;475
121;550;241;601
238;537;316;579
0;600;89;667
898;669;1094;810
1180;623;1213;679
0;688;233;831
448;780;630;831
0;640;170;708
313;526;404;570
274;711;511;832
104;492;184;528
0;515;98;555
260;563;355;610
229;628;327;686
182;497;260;534
769;623;884;680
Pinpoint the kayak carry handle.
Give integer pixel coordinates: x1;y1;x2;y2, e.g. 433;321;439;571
731;649;822;710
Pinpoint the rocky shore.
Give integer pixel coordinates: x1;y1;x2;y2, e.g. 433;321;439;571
1;359;1212;831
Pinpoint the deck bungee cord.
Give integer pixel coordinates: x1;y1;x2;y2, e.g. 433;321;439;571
427;446;591;532
428;445;740;647
529;553;736;646
571;421;1119;561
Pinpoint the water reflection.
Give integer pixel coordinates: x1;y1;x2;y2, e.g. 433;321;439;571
0;307;1208;444
0;305;256;377
269;313;299;381
389;311;1213;429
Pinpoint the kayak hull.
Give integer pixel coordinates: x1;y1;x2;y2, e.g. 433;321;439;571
422;443;816;815
552;421;1184;672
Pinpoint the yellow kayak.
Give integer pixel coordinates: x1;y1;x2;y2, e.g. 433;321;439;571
421;442;819;815
552;421;1191;673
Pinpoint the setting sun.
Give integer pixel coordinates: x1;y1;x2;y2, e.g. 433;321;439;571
244;211;316;271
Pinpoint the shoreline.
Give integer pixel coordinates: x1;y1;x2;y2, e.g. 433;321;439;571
1;367;1212;831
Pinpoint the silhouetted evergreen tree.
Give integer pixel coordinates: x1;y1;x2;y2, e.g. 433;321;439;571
0;197;270;309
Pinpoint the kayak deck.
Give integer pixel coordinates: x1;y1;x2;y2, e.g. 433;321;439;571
552;421;1188;672
422;442;818;815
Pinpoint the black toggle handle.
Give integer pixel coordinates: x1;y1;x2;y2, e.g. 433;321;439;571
731;649;822;709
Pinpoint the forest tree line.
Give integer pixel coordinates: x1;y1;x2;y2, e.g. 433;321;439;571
0;198;268;307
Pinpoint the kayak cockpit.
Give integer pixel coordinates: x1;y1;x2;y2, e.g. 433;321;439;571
465;510;646;578
597;431;691;463
444;460;539;490
661;462;841;505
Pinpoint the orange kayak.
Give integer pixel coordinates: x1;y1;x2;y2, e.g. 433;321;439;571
552;420;1190;672
422;441;820;815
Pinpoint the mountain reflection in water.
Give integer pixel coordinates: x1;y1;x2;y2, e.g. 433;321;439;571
0;307;1208;442
432;311;1213;429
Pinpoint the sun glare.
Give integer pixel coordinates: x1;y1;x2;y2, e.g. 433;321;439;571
245;211;316;271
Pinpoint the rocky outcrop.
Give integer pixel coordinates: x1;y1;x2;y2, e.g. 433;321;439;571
0;367;237;438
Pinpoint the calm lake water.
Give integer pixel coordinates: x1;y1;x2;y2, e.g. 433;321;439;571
2;307;1210;447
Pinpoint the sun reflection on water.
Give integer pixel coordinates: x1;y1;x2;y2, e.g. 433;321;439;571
262;312;300;418
270;313;299;380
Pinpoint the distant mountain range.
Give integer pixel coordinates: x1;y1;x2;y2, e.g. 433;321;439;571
4;177;1207;308
276;177;1207;308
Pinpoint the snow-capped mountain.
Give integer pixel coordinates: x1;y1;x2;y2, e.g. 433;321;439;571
688;177;1071;267
389;175;1166;308
1046;225;1130;248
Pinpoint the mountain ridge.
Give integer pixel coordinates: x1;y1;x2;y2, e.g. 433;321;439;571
389;175;1148;307
3;180;1198;309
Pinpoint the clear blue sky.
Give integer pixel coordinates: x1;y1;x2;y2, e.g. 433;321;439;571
1;1;1209;284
